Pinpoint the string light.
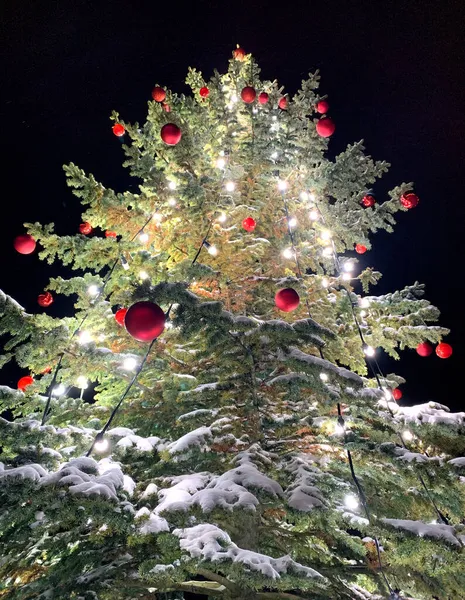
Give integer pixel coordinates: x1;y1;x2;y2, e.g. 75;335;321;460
139;232;149;243
52;383;66;397
87;285;99;297
207;244;218;256
271;151;278;159
343;261;355;272
277;179;288;191
123;357;138;371
252;107;258;114
168;181;177;190
308;192;316;202
288;217;297;228
225;181;235;192
402;430;414;442
282;247;294;259
78;331;93;345
231;94;238;103
168;198;177;207
321;229;331;241
322;277;329;288
364;345;376;357
335;421;346;436
342;272;351;281
152;212;163;223
139;271;149;280
360;298;370;308
121;256;130;271
299;191;309;201
216;157;226;169
360;309;367;318
344;494;359;511
309;209;319;221
217;212;227;223
76;376;88;389
320;372;329;382
383;388;392;401
94;433;109;453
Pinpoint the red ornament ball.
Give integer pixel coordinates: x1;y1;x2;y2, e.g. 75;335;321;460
14;234;36;255
241;86;256;104
152;87;166;102
161;123;182;145
125;301;166;342
258;92;269;104
161;102;171;113
436;342;453;359
275;288;300;312
316;100;329;114
416;341;433;357
112;123;125;137
233;47;246;61
114;307;128;326
316;117;336;137
361;194;376;208
392;388;402;401
242;217;256;232
38;292;53;307
400;192;419;209
199;86;210;98
79;222;93;235
355;243;367;254
278;96;288;110
105;231;117;238
18;375;34;392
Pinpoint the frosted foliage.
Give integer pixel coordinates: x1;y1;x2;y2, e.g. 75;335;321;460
0;462;48;482
379;400;465;426
166;425;212;454
382;518;464;547
448;457;465;467
286;456;326;511
135;507;169;535
173;524;323;579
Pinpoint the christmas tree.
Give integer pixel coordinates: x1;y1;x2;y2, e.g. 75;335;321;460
1;47;464;600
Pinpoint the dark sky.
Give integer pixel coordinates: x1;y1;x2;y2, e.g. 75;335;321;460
1;0;464;412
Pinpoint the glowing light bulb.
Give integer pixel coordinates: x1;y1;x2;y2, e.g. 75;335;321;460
278;179;288;191
252;107;258;114
52;383;66;397
168;197;177;207
402;430;414;442
94;435;109;453
335;422;345;436
383;388;392;401
231;94;238;103
216;157;226;169
272;115;277;121
76;376;88;389
168;181;177;190
320;372;329;382
271;151;278;159
78;330;93;345
299;191;309;201
139;232;149;243
364;345;375;357
207;244;218;256
322;277;329;288
322;247;333;258
288;217;297;228
308;192;316;202
225;181;235;192
309;209;319;221
360;309;367;318
121;256;130;271
344;494;359;511
360;298;370;308
123;357;138;371
342;272;351;281
87;285;99;297
343;261;354;272
139;270;149;280
217;212;227;223
282;247;294;259
219;150;225;156
152;212;163;223
321;229;331;241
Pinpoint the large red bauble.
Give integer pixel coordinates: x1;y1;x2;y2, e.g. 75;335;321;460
258;92;269;104
416;341;433;357
18;375;34;391
105;231;117;238
361;194;376;208
436;342;453;359
392;388;402;401
199;86;209;98
112;123;125;137
233;47;246;60
125;301;165;342
355;243;367;254
114;307;128;326
316;100;329;114
241;86;256;103
161;123;182;145
14;234;36;255
275;288;300;312
316;117;336;137
278;96;288;110
152;87;166;102
38;292;53;307
79;222;93;235
242;217;256;232
400;192;419;209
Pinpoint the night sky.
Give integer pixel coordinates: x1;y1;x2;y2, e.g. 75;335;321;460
1;1;464;412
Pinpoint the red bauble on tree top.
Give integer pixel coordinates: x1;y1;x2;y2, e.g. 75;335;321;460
278;96;288;110
316;100;329;114
400;192;419;209
233;47;246;61
436;342;453;359
416;341;433;357
14;234;36;255
258;92;269;104
241;86;256;104
199;86;209;98
112;123;125;137
355;244;367;254
316;117;336;137
242;217;256;232
18;375;34;392
79;222;93;235
152;87;166;102
161;123;182;145
361;194;376;208
105;231;117;238
38;292;53;307
114;307;128;326
125;301;166;342
392;388;402;401
275;288;300;312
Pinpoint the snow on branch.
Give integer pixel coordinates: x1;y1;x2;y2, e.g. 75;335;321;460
378;400;465;427
381;518;464;547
